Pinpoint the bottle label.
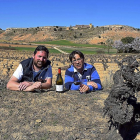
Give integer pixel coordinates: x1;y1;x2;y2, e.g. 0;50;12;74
56;85;63;91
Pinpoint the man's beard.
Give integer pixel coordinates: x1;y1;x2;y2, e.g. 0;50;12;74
33;60;45;68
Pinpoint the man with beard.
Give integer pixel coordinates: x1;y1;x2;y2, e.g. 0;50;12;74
7;45;52;91
65;50;102;93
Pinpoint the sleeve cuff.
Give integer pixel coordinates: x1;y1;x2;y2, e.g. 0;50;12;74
87;85;93;92
83;82;93;92
96;83;102;90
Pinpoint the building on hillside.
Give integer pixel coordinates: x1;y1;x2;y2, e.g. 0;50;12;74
89;23;93;28
72;24;93;29
74;25;90;29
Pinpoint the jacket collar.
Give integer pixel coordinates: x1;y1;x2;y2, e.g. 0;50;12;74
73;63;87;73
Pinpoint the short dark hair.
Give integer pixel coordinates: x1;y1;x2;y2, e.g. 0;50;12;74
69;50;84;62
34;45;49;58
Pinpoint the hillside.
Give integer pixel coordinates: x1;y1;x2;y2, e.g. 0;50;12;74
0;25;140;44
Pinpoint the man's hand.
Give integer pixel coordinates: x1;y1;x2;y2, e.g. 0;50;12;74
87;81;98;89
19;81;33;91
25;82;42;91
79;84;89;93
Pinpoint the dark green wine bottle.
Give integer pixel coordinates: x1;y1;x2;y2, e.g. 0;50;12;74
56;67;63;92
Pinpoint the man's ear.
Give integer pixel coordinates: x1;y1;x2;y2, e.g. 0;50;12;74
33;54;35;59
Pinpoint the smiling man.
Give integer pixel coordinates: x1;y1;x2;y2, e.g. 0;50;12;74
7;45;52;91
65;50;102;93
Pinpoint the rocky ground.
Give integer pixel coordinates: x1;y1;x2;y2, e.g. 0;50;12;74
0;84;125;140
1;85;140;140
0;73;140;140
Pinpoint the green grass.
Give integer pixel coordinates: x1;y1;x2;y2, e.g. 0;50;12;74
60;47;117;54
0;45;117;54
0;46;61;53
33;40;105;48
0;46;16;50
14;47;35;51
14;47;60;53
32;40;118;54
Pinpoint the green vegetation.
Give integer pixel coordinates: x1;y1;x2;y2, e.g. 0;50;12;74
0;46;61;53
14;47;61;53
0;46;16;50
121;37;134;44
0;39;117;54
0;45;117;54
105;39;114;54
14;47;35;51
33;40;105;48
60;47;117;54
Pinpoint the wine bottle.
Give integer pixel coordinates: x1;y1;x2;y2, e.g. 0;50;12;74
56;67;63;92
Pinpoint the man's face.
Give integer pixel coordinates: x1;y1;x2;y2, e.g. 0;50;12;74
72;54;84;71
33;51;48;69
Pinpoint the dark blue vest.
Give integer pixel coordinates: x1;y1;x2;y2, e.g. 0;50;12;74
20;58;51;82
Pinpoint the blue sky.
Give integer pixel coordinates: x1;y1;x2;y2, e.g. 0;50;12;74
0;0;140;30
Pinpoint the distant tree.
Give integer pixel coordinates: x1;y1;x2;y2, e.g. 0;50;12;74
113;37;140;53
113;40;125;53
54;28;57;31
106;39;113;53
73;35;77;38
113;40;132;53
121;37;134;44
100;42;105;45
131;37;140;52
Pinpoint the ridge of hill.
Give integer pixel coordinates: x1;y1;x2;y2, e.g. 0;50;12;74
0;25;140;44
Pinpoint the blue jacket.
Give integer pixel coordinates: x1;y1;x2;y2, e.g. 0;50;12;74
65;63;102;91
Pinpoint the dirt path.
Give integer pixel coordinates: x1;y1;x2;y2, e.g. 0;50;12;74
53;46;69;54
